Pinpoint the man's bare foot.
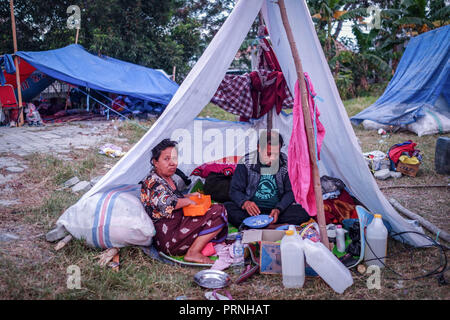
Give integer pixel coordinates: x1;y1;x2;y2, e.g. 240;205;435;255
184;252;214;264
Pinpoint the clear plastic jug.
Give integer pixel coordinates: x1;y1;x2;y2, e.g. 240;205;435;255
303;239;353;294
364;214;388;268
280;230;305;288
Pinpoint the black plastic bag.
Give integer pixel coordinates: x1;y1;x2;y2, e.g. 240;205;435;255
204;172;232;203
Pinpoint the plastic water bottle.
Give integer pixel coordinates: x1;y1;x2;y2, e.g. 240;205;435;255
233;234;245;274
336;225;346;252
280;230;305;288
364;214;388;268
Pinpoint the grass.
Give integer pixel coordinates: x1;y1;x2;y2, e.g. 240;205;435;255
198;103;238;122
343;96;379;117
0;97;448;300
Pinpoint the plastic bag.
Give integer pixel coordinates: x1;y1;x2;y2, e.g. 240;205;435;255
54;184;155;248
298;222;321;242
99;143;126;158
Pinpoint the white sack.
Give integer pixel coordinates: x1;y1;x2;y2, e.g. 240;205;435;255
56;184;155;249
407;109;450;136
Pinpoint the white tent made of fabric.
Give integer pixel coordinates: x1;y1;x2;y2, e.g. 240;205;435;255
56;0;429;247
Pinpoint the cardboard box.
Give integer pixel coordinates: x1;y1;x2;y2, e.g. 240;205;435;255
396;162;420;177
242;229;319;276
242;229;285;274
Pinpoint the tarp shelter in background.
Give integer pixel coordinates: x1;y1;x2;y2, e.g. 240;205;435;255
55;0;431;248
351;25;450;127
1;44;179;105
0;56;54;102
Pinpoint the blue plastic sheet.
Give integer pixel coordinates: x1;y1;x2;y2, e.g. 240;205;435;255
15;44;179;105
0;54;16;85
351;25;450;126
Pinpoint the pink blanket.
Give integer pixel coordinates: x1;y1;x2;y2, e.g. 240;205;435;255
288;73;325;217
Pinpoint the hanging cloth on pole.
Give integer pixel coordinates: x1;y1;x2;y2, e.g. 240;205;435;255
210;25;293;120
288;73;325;217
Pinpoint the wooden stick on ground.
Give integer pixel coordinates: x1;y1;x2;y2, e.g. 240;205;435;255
278;0;330;249
55;235;73;251
380;184;449;190
389;198;450;243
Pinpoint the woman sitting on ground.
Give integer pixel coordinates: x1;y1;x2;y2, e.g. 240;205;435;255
140;139;228;264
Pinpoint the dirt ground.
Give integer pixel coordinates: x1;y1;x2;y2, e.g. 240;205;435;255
0;119;448;300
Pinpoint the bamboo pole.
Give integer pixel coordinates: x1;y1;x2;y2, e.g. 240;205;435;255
9;0;24;126
278;0;330;249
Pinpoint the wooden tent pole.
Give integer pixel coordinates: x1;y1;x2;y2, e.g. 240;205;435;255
75;28;80;44
258;11;273;132
278;0;330;249
9;0;24;126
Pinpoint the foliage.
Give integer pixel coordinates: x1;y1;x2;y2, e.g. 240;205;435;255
1;0;448;95
307;0;449;99
0;0;236;82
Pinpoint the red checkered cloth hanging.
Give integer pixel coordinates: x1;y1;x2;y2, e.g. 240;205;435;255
211;70;293;119
211;73;254;118
211;25;293;120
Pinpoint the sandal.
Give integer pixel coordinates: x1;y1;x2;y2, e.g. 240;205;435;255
205;289;233;300
235;264;259;284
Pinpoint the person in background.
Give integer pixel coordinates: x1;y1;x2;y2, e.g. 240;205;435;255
141;139;228;264
225;130;310;228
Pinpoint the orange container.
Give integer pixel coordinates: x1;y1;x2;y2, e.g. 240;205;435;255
183;194;212;216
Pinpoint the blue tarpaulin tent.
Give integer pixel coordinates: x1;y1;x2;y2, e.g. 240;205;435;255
14;44;179;105
351;25;450;126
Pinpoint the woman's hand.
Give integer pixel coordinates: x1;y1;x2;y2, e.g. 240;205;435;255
175;197;197;209
186;192;202;198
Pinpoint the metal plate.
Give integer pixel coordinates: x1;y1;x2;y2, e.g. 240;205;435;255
243;214;273;228
194;270;231;289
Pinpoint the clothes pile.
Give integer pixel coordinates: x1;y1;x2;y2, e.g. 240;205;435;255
190;156;242;203
363;150;401;180
387;140;422;177
320;176;358;225
108;95;165;116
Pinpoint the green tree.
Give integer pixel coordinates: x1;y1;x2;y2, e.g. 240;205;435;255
341;0;449;71
0;0;236;82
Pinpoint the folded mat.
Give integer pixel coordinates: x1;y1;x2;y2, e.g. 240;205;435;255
141;223;240;267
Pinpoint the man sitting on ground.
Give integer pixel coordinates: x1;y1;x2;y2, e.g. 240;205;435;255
225;130;310;228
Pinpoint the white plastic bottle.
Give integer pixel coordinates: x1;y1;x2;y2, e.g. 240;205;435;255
336;225;346;253
233;234;245;274
302;239;353;294
364;214;388;268
280;230;305;288
288;224;297;235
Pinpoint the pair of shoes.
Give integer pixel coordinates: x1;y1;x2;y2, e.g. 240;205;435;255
9;121;16;127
